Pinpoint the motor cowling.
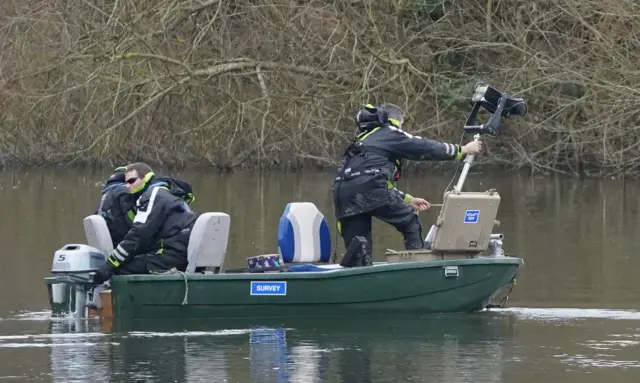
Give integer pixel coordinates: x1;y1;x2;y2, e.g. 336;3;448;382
48;244;108;318
51;244;107;275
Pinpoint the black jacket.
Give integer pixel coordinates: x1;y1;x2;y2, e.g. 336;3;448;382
96;182;136;248
332;125;465;219
107;178;197;272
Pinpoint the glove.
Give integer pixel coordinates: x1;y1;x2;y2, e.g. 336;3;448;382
93;263;113;285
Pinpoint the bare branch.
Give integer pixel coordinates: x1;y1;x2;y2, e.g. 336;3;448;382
0;0;639;175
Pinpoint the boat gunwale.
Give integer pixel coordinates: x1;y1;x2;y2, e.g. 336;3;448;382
42;256;522;284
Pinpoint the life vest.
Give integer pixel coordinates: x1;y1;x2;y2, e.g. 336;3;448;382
336;127;404;182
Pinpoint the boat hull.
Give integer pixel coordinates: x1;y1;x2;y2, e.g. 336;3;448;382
70;257;521;320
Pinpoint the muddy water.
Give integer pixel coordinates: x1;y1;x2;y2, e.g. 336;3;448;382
0;169;640;382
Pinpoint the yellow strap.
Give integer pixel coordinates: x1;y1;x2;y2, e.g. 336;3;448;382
358;127;381;142
388;118;401;127
455;145;463;161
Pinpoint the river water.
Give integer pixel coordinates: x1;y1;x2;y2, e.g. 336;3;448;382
0;168;639;382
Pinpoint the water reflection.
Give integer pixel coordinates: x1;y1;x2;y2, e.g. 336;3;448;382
249;327;288;382
42;314;513;382
0;307;634;381
185;331;230;383
249;327;333;383
46;319;113;382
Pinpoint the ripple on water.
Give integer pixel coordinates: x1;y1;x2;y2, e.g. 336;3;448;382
555;354;640;369
492;307;640;321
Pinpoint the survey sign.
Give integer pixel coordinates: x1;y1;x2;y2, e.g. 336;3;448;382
250;281;287;296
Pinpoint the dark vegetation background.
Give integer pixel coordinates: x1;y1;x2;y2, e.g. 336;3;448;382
0;0;638;178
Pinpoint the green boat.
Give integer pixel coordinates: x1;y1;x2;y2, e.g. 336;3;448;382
44;83;526;321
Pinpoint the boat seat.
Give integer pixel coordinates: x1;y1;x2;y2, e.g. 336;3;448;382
83;215;114;254
287;264;343;272
186;212;231;274
277;202;331;264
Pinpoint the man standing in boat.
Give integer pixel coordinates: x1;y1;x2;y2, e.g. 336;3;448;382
95;166;137;248
92;162;197;284
332;103;482;255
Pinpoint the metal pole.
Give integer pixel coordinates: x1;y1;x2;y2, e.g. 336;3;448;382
453;133;481;193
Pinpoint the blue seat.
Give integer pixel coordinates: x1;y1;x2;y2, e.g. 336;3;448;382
277;202;331;264
287;264;342;272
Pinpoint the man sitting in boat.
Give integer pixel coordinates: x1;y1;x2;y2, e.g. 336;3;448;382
92;162;197;284
95;166;137;248
332;103;482;255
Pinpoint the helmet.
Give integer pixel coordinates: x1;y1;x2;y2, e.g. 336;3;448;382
103;166;127;189
355;104;385;132
378;103;404;128
106;171;125;184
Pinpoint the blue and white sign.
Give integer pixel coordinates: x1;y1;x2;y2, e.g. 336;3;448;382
464;209;480;223
250;281;287;296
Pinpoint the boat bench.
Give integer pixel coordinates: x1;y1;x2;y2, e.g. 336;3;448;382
82;201;348;275
83;212;231;274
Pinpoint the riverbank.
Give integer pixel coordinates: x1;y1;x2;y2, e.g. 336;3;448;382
0;159;634;185
1;0;637;179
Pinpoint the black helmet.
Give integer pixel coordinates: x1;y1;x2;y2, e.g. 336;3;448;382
378;103;404;128
102;166;127;190
355;104;390;132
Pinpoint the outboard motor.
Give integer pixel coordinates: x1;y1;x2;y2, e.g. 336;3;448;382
48;244;107;318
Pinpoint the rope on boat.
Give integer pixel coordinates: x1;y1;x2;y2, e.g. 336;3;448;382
178;270;188;305
150;268;189;305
